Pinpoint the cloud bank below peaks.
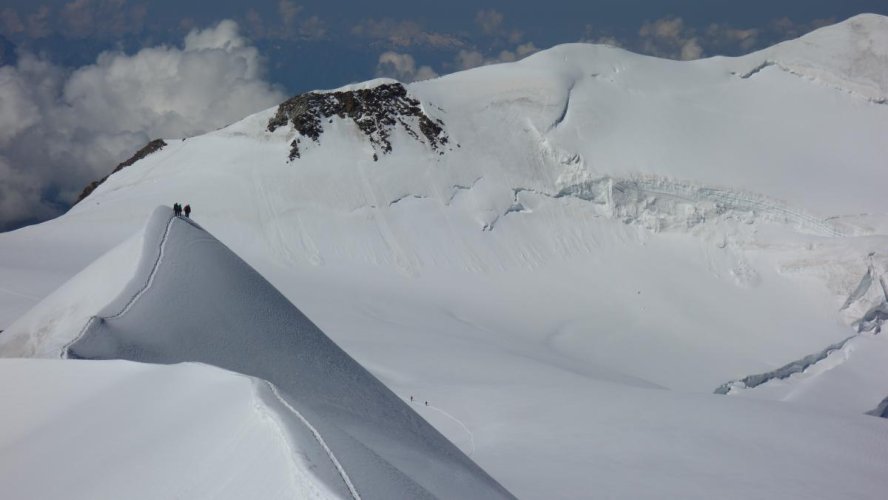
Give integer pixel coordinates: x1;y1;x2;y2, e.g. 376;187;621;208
0;19;285;231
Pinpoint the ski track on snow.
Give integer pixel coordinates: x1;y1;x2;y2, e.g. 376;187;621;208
0;286;41;302
60;215;176;358
58;214;363;498
107;216;176;320
418;402;476;456
265;381;362;500
60;215;204;356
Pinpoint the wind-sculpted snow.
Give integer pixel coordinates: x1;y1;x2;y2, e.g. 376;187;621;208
554;176;845;237
843;265;877;311
852;262;888;335
731;14;888;103
735;61;888;105
857;303;888;334
475;173;845;237
66;207;513;500
3;15;888;498
841;259;888;334
441;173;843;239
0;359;351;500
714;253;888;411
714;334;859;395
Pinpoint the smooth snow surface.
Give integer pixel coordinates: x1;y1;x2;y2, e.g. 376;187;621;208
2;14;888;499
0;359;343;500
66;207;513;499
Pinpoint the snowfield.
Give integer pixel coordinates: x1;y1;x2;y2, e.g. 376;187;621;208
0;359;343;499
64;207;513;499
2;13;888;499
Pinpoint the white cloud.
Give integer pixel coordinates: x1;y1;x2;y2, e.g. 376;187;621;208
184;19;246;51
707;25;759;51
640;17;685;40
0;0;148;40
515;42;539;58
242;2;325;41
455;41;540;70
352;18;463;49
593;36;623;48
0;20;285;230
375;51;438;82
637;17;705;60
769;17;835;40
680;38;703;60
584;17;771;60
61;0;147;38
277;0;303;29
475;9;504;35
455;49;485;70
0;65;41;146
0;155;54;224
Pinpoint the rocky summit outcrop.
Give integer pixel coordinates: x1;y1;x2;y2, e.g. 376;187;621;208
76;139;167;203
267;83;449;161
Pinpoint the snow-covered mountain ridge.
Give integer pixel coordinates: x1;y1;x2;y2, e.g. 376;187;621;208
59;207;514;498
731;13;888;103
2;14;888;499
76;139;168;202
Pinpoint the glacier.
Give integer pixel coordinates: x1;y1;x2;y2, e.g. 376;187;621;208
2;13;888;499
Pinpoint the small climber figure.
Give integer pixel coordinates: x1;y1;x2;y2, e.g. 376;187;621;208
410;395;414;402
184;204;191;218
173;203;181;216
424;401;428;406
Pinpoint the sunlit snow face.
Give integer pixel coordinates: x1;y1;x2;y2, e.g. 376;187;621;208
1;9;888;498
0;0;884;231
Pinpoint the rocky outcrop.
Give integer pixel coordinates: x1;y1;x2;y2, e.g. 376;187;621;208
76;139;167;203
267;83;448;161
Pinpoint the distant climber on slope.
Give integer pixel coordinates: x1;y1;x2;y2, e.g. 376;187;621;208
173;203;181;216
184;204;191;218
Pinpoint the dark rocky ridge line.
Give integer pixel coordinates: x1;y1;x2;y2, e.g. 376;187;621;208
267;83;449;161
76;139;167;203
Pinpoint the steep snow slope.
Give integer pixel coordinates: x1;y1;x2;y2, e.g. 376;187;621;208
0;359;348;499
56;207;514;499
5;209;888;499
0;229;144;357
2;14;888;498
728;13;888;103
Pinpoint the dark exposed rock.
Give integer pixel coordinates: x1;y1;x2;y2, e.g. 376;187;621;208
267;83;448;161
76;139;167;203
